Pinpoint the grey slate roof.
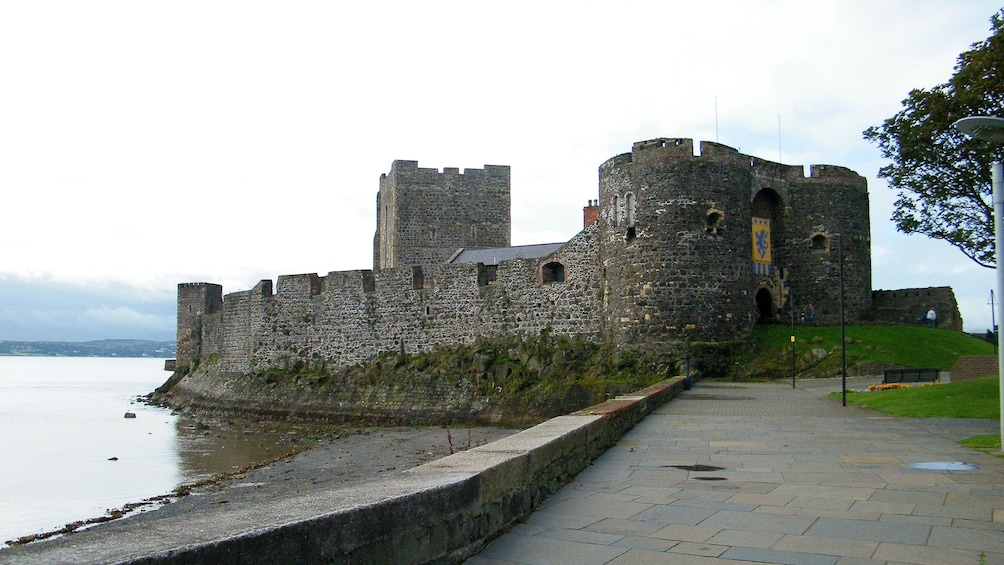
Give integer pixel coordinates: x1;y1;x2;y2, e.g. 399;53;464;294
448;242;565;265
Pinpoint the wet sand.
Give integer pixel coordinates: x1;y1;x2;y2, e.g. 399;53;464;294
174;424;519;505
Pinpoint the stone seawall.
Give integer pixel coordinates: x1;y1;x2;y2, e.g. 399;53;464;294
162;360;500;426
2;377;687;565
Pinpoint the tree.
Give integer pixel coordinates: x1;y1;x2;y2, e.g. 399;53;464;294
864;10;1004;268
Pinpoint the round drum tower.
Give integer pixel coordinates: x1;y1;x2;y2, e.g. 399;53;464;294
598;138;755;345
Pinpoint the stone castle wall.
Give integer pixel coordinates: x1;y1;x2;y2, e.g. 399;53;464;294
181;227;601;375
175;138;878;384
869;286;963;331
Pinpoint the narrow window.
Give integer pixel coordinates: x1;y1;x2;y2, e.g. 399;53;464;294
412;266;424;290
626;226;636;243
541;262;566;283
362;271;376;292
706;211;724;235
811;234;827;250
625;193;636;226
612;195;620;227
478;263;498;286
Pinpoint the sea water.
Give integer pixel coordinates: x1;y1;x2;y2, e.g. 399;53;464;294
0;357;293;543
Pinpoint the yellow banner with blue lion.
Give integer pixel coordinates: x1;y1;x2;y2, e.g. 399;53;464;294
752;217;772;275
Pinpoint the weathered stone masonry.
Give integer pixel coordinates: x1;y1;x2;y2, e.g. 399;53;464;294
173;138;955;393
375;160;511;270
597;138;872;345
177;164;600;376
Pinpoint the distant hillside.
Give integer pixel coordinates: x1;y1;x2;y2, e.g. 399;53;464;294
0;339;176;358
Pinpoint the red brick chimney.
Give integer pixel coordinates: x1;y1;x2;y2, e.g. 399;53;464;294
583;199;599;228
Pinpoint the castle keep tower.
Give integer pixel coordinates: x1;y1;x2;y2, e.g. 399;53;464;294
373;160;511;270
597;138;870;345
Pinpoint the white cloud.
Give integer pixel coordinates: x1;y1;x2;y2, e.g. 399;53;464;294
1;0;1002;335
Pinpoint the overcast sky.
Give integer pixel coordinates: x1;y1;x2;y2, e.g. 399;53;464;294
1;1;1002;341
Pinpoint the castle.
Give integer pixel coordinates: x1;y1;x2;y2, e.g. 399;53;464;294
173;137;954;381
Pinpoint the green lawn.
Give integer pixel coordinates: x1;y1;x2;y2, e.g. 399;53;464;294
837;376;1000;418
755;325;995;370
960;434;1002;450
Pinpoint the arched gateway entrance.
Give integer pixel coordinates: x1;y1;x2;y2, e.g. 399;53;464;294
755;287;775;322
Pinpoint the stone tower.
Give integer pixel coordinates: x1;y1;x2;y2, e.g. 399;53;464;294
373;160;511;271
175;282;223;371
597;138;870;345
598;139;754;344
780;165;871;323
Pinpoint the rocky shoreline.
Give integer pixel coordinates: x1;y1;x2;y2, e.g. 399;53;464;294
5;421;518;548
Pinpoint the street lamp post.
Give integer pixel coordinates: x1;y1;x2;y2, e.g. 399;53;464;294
952;116;1004;451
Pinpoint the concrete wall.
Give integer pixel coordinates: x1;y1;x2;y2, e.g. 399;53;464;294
3;377;688;565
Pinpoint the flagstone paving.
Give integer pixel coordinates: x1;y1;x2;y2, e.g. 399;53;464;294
466;378;1004;564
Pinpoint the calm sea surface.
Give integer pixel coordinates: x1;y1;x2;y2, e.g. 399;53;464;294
0;357;294;543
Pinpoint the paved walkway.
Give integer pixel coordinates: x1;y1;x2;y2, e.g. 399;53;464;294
466;378;1004;565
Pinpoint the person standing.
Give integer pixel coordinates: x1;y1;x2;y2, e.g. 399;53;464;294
925;306;937;327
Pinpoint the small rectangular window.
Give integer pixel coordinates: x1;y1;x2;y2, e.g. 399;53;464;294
542;262;565;283
478;263;498;286
362;271;376;292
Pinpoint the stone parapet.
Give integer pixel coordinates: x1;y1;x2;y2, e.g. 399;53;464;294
2;377;687;565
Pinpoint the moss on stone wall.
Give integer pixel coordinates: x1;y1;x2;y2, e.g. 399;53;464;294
161;329;698;427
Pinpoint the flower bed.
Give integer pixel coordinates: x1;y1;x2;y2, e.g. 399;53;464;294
867;382;942;391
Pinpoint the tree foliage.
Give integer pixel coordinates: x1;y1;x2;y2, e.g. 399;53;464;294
863;11;1004;268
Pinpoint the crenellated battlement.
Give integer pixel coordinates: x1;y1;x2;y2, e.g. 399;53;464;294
384;160;511;184
375;160;511;270
609;139;866;192
180;225;601;377
276;273;325;297
806;164;868;187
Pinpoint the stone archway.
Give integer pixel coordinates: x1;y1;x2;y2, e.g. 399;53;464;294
755;287;775;322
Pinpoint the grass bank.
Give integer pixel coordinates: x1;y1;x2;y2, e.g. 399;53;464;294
743;325;995;379
840;377;999;418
